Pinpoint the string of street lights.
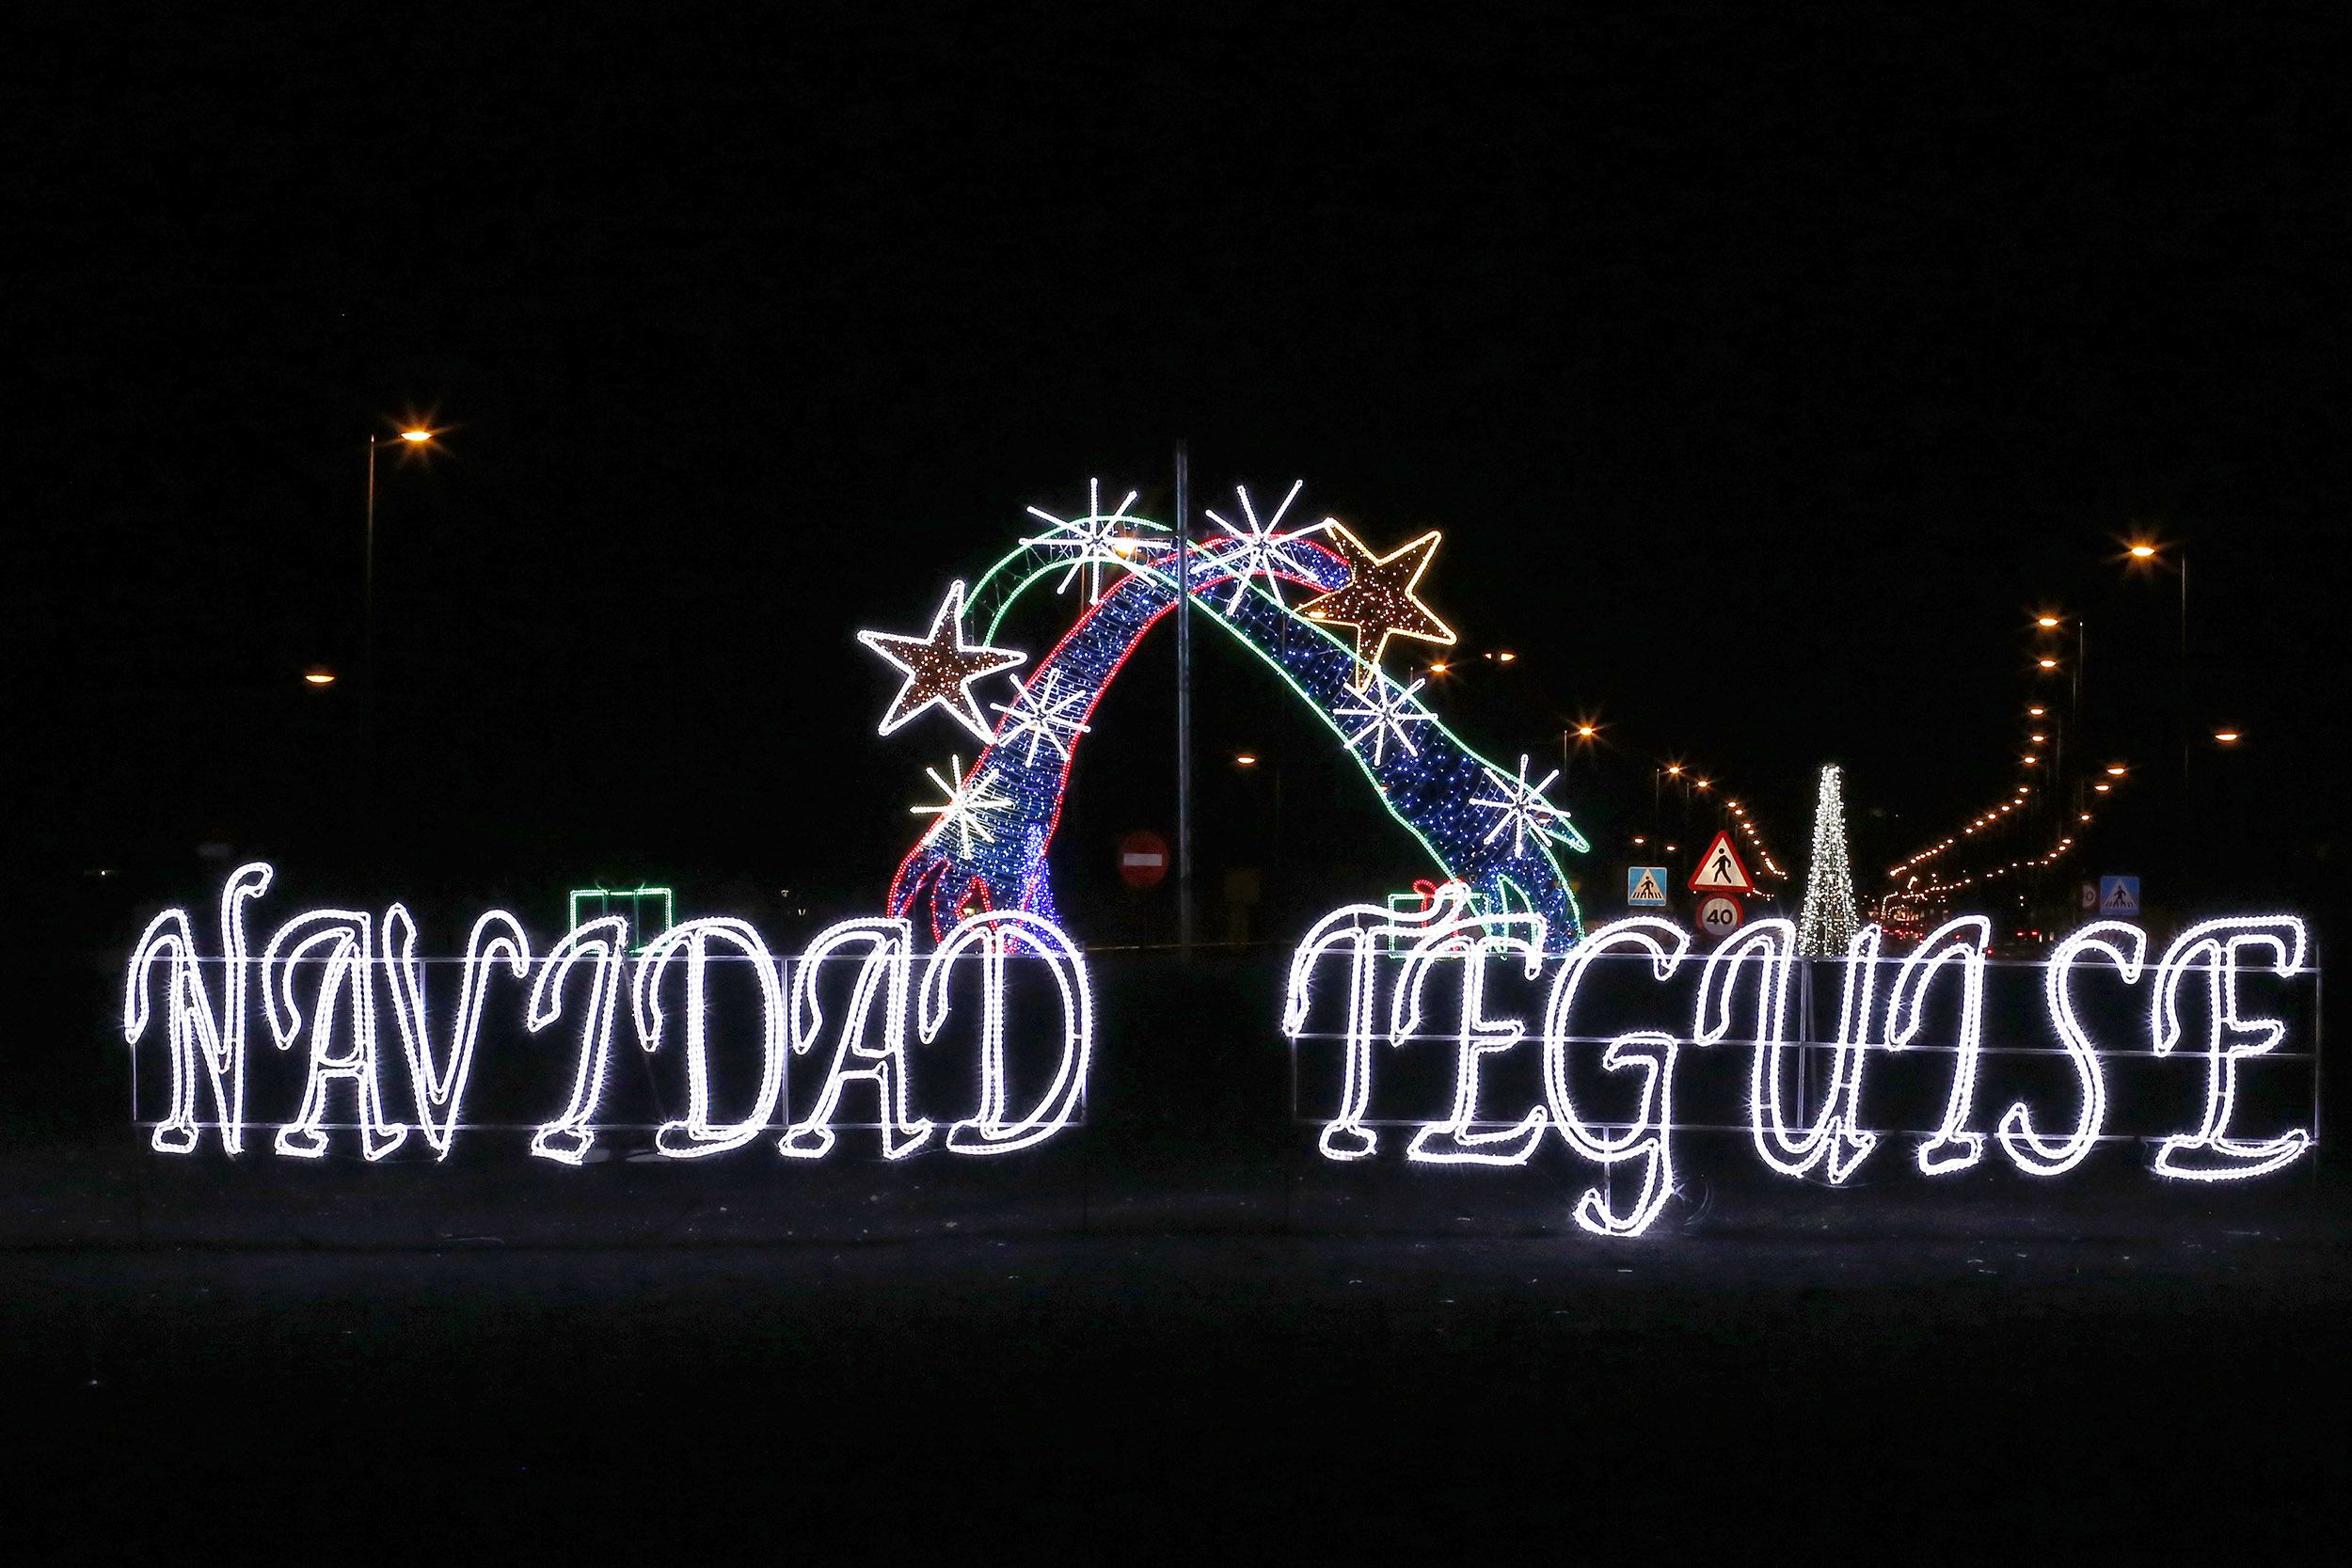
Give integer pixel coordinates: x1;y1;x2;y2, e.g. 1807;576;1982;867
1886;531;2231;902
1558;721;1789;884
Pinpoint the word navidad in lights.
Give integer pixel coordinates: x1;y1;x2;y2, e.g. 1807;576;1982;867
125;864;1092;1164
1283;884;2316;1236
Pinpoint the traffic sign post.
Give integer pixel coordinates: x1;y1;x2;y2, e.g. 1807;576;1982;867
1627;865;1670;908
1118;831;1169;890
1688;831;1756;896
1694;894;1743;939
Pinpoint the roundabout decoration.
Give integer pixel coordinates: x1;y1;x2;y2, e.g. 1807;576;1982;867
870;479;1587;943
111;471;2320;1243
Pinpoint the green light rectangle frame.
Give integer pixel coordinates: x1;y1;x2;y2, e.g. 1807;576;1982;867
566;885;675;952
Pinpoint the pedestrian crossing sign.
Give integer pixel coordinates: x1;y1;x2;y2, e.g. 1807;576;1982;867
1687;832;1756;895
1627;865;1669;908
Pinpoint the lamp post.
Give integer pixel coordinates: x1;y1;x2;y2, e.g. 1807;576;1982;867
365;425;437;686
2124;536;2194;877
1561;720;1598;775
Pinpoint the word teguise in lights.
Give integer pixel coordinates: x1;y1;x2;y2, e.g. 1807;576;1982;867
1283;886;2317;1236
125;865;1092;1165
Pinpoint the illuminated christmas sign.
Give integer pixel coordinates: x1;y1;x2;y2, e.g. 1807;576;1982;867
1284;890;2317;1234
127;864;1093;1166
116;477;2320;1238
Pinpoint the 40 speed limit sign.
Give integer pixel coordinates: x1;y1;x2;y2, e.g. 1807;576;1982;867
1694;894;1743;938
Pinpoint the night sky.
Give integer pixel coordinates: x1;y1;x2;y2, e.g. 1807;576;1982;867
15;4;2345;937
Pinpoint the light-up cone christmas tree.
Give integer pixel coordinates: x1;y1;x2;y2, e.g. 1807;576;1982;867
1796;763;1861;958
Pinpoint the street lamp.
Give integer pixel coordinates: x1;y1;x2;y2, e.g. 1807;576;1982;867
1560;714;1602;772
2122;534;2192;792
303;666;337;687
366;421;440;684
2213;728;2242;744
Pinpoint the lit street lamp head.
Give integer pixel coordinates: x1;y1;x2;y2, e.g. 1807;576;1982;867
302;667;336;687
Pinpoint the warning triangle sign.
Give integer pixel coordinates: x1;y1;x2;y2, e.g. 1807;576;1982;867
1688;831;1756;894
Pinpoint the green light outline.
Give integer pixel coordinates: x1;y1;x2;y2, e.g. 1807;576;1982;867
946;532;1587;939
566;885;675;949
1120;554;1587;935
971;519;1174;644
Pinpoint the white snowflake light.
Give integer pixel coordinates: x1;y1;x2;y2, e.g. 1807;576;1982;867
911;755;1012;856
987;670;1093;766
1020;478;1155;604
1202;479;1311;614
1470;753;1572;857
1333;676;1433;766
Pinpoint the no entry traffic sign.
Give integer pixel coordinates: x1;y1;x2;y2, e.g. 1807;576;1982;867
1118;831;1169;890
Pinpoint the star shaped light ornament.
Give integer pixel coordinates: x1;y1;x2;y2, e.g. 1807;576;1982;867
911;755;1013;857
1333;676;1434;766
857;580;1026;741
1019;479;1163;604
1297;524;1456;687
1470;753;1575;858
1203;479;1311;614
988;670;1093;767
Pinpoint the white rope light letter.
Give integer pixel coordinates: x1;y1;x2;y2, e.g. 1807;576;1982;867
1541;917;1691;1236
124;861;273;1155
1883;915;1993;1176
1283;886;1469;1160
917;910;1093;1156
1695;919;1885;1182
262;910;407;1161
527;915;631;1165
1995;920;2143;1176
781;918;931;1160
1391;907;1549;1165
633;918;788;1159
379;904;532;1159
2149;915;2312;1181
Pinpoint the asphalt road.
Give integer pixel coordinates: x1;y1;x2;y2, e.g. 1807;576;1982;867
5;1152;2344;1559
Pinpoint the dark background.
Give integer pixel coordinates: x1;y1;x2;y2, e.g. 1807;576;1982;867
7;3;2349;1554
12;2;2345;945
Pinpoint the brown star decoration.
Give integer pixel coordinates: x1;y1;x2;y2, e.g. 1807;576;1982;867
858;579;1026;740
1299;524;1457;686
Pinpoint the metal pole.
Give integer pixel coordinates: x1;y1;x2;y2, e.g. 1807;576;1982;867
2179;550;2191;791
1175;441;1194;955
364;436;378;683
